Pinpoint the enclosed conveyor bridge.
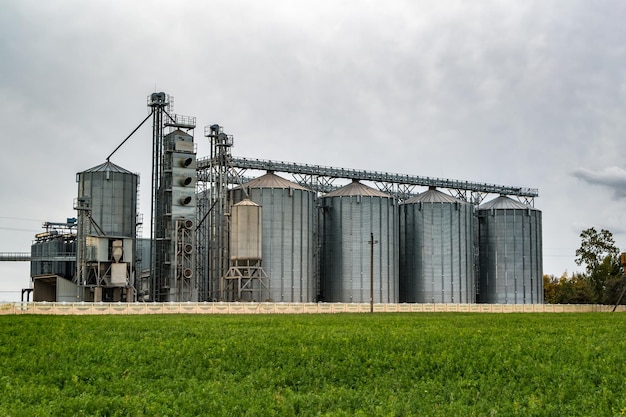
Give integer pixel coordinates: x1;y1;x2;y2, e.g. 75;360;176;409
197;156;539;205
0;252;75;262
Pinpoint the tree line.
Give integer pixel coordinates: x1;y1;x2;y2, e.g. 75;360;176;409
544;227;626;304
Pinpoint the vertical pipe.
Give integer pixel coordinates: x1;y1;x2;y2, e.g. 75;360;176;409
370;232;374;313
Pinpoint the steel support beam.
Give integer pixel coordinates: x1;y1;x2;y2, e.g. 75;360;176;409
197;156;539;205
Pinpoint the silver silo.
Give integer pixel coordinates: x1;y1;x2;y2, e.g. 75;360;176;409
399;187;475;304
75;161;138;302
478;196;543;304
320;180;399;303
77;161;138;237
230;171;316;302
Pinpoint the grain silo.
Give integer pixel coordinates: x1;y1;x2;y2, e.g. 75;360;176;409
75;161;138;301
230;199;263;263
230;171;316;302
399;187;475;303
221;199;268;301
478;195;543;304
320;180;398;303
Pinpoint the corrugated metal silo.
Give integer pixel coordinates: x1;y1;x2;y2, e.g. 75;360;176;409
77;161;138;237
478;196;543;304
320;180;398;303
230;172;316;302
399;187;475;303
75;161;137;301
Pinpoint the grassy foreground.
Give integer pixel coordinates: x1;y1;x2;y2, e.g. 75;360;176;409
2;313;626;416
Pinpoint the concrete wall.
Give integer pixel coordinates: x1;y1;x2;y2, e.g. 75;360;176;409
1;302;624;315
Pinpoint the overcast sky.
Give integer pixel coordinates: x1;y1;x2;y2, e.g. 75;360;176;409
2;0;626;301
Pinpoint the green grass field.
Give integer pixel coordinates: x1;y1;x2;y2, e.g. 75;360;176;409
2;313;626;416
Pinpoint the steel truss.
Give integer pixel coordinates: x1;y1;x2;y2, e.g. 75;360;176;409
196;125;238;301
197;156;539;205
174;218;194;301
221;259;269;301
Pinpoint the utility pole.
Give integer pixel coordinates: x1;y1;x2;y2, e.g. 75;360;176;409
369;232;378;313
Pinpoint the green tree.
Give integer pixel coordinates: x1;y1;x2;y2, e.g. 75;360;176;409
544;272;594;304
575;227;622;303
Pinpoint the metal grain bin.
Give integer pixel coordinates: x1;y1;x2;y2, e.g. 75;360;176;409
478;196;543;304
399;187;475;303
76;161;138;238
230;172;316;302
320;180;398;303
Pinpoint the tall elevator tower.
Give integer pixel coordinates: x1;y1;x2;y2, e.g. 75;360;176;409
196;125;269;301
147;92;197;301
196;125;233;300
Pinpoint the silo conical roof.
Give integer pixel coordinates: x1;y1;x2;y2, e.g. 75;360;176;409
83;161;134;174
234;198;260;207
324;180;391;197
240;172;311;191
403;187;463;204
479;195;537;210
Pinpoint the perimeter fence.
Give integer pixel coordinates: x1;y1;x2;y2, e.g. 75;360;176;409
1;302;624;315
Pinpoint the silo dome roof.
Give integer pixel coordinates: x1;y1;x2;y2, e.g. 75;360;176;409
403;187;463;204
83;161;134;174
240;172;311;191
479;195;538;210
324;180;391;197
234;198;260;207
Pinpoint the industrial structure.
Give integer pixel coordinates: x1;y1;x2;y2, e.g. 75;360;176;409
75;161;138;302
4;92;543;304
229;172;315;302
29;220;77;302
477;196;543;303
147;93;198;302
399;187;475;304
320;181;398;303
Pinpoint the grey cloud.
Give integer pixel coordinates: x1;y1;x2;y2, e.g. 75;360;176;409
5;0;626;299
573;167;626;199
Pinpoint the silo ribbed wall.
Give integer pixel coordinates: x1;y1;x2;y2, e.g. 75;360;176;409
320;192;399;303
77;164;138;238
231;174;316;302
478;199;543;304
399;197;475;303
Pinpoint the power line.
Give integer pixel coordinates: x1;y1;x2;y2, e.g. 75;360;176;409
0;216;42;222
0;227;39;233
